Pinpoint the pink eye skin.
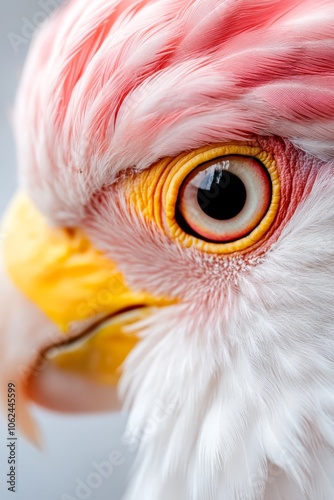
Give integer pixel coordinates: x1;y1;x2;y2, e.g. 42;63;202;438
177;156;272;243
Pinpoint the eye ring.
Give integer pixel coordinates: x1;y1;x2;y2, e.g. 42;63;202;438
161;144;280;254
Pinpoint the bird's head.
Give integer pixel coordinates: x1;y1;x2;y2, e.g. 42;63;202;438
1;0;333;496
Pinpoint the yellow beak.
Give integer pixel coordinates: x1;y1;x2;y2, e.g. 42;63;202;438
2;193;169;389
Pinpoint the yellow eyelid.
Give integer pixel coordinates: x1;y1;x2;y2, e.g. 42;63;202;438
127;143;281;255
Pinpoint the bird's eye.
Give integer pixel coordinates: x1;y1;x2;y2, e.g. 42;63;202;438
176;156;272;243
126;143;281;254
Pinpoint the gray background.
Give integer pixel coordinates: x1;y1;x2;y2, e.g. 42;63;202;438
0;2;132;498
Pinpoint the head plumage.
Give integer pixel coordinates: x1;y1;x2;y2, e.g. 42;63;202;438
14;0;334;222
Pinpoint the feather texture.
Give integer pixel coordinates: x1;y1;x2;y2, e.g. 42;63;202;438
12;0;334;222
83;142;334;499
7;1;334;498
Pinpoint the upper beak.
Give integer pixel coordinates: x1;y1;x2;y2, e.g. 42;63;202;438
1;193;170;440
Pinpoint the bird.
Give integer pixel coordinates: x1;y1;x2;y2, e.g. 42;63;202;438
1;0;334;498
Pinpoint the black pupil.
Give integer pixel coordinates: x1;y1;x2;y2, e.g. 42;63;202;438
197;169;246;220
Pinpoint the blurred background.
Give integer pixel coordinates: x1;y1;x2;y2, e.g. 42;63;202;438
0;2;133;499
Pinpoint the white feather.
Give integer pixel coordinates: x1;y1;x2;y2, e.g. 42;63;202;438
83;153;334;499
